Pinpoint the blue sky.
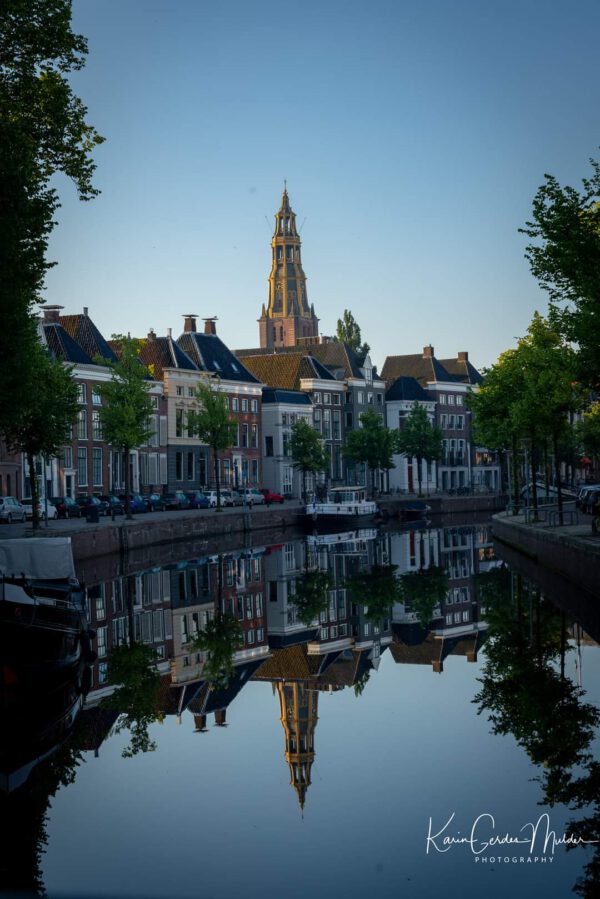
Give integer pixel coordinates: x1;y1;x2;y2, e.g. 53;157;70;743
45;0;600;371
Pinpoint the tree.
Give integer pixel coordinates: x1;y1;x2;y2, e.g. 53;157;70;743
336;309;370;364
289;418;329;502
187;377;237;511
521;159;600;391
395;403;442;496
292;568;333;627
343;408;396;495
0;0;103;436
398;565;449;627
577;402;600;475
102;642;163;758
3;343;77;529
97;337;154;519
345;564;402;622
188;612;243;688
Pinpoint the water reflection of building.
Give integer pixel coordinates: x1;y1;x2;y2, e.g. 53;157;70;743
389;524;493;673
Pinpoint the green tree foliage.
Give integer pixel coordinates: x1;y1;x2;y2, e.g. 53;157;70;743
336;309;370;364
577;402;600;465
395;402;442;496
343;408;396;495
521;159;600;390
398;565;449;627
289;418;329;502
97;336;154;519
292;568;333;626
345;563;401;622
3;343;77;528
0;0;103;434
102;642;163;758
187;378;237;511
188;612;243;688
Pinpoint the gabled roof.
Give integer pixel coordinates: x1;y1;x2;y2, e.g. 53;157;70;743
253;643;314;680
385;376;433;403
138;335;198;382
42;323;93;365
262;388;312;406
241;352;337;390
439;358;484;385
178;332;260;383
381;352;453;387
307;341;364;379
59;314;118;363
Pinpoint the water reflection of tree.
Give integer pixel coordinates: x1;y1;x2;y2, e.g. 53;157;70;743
345;564;402;622
292;569;333;627
188;612;243;688
398;566;449;627
473;573;600;896
102;575;163;758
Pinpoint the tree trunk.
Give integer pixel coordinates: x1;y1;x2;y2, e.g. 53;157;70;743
511;434;520;515
27;451;39;530
553;431;564;525
530;433;539;518
124;447;133;519
302;469;307;505
543;441;550;502
416;456;423;497
127;575;135;648
214;448;221;510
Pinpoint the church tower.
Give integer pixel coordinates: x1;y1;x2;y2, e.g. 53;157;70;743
258;187;319;349
275;680;318;811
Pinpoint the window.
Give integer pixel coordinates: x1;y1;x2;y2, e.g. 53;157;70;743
357;391;364;405
323;409;331;438
242;398;248;412
252;459;258;483
77;447;87;486
332;394;340;405
188;387;194;397
92;386;102;405
77;383;86;404
456;395;463;405
313;408;321;433
175;452;183;481
176;386;183;397
77;409;87;439
439;394;446;404
323;393;331;404
440;414;447;429
257;627;264;643
232;397;239;411
251;424;258;448
457;415;464;430
448;394;455;405
251;399;258;413
255;593;263;617
92;411;102;439
368;392;373;404
445;614;453;625
314;392;321;403
175;408;184;438
265;435;274;457
246;629;255;645
223;458;231;484
333;410;341;439
242;424;248;447
63;446;73;469
93;448;102;486
377;394;383;404
187;452;194;480
234;425;239;447
96;626;107;658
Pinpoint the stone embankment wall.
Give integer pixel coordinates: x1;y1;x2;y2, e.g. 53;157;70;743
492;514;600;598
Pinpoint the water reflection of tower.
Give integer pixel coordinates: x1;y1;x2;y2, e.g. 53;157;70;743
276;681;318;811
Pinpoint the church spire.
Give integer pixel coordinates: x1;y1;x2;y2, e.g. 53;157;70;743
258;188;319;349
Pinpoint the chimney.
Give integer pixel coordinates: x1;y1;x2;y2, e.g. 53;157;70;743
203;317;218;336
466;650;478;663
167;327;172;338
147;328;156;340
42;304;63;323
183;314;197;333
193;714;207;732
423;345;434;358
214;709;227;727
458;351;468;362
83;306;89;317
432;660;444;673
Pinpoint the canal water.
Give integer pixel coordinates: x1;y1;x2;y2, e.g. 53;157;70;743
3;518;599;899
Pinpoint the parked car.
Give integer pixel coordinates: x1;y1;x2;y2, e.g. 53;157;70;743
205;490;232;508
240;487;265;505
222;489;243;506
21;498;59;520
185;490;210;509
260;488;284;504
50;496;82;519
143;492;164;512
0;496;27;523
582;486;600;514
118;493;148;514
162;491;191;510
98;494;125;515
75;495;107;516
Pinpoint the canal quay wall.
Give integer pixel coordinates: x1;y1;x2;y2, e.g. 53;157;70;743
68;493;506;572
492;512;600;599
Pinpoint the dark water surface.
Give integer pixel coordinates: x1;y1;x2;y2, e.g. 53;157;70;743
4;519;600;899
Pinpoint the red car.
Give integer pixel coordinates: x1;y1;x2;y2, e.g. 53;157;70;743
260;488;284;504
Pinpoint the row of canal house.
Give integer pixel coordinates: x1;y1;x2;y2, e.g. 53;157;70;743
10;305;499;501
